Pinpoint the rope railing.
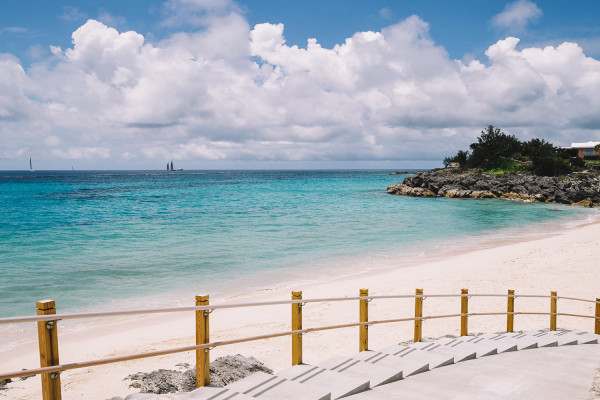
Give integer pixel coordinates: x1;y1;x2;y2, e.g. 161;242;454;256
1;289;600;400
1;293;597;325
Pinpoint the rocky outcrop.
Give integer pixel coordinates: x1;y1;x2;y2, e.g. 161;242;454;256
0;378;11;390
120;355;273;398
387;168;600;206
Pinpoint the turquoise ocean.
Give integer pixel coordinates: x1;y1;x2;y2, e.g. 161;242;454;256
0;170;596;321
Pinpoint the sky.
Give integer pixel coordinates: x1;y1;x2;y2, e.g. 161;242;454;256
1;0;600;170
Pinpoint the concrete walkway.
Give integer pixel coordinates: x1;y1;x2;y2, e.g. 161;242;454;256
346;344;600;400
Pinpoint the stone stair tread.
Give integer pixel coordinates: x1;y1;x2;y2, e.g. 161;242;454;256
276;364;370;399
183;385;255;399
435;337;498;357
541;330;599;345
377;344;454;369
410;341;477;362
565;330;600;344
477;332;539;350
351;350;429;377
512;331;559;347
225;372;331;400
317;355;403;387
454;335;518;353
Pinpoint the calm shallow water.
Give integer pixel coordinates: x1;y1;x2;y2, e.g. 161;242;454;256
0;170;595;318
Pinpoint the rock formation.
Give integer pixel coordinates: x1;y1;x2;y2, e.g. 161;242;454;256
119;354;273;398
387;168;600;206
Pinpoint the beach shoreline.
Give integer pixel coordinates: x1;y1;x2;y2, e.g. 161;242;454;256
3;214;600;398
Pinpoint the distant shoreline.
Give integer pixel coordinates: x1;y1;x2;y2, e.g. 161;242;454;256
388;167;600;206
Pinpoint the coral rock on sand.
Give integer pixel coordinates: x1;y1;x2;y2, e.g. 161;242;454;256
115;355;273;399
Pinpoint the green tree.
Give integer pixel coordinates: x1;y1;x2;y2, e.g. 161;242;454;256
532;156;571;176
522;138;555;158
442;150;469;169
467;125;521;169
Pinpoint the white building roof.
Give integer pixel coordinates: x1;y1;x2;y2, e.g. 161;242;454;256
570;141;600;148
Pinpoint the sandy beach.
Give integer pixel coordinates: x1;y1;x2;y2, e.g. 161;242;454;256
2;216;600;399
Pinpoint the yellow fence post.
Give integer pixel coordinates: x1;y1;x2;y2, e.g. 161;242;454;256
37;299;61;400
461;289;469;336
195;295;210;387
414;289;423;343
359;289;368;352
292;291;303;365
507;289;515;333
550;291;557;331
595;298;600;335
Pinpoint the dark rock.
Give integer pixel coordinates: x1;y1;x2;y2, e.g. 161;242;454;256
572;198;593;207
125;354;273;394
387;168;600;206
209;354;273;387
389;171;423;175
0;378;11;390
126;369;181;394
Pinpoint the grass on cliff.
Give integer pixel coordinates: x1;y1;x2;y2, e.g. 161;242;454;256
482;160;529;175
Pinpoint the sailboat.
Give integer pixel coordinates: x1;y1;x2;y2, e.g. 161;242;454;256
29;157;34;172
167;161;183;171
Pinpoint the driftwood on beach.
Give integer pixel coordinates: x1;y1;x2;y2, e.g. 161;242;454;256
387;168;600;206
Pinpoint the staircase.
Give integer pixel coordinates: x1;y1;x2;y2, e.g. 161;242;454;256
129;330;600;400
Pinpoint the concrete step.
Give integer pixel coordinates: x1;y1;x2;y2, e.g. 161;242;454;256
435;337;498;357
224;372;331;400
317;355;403;387
533;330;600;345
475;332;538;351
183;385;255;399
344;344;600;400
410;341;477;362
506;331;558;347
377;344;454;369
350;350;429;377
453;335;518;353
276;364;370;399
564;330;600;344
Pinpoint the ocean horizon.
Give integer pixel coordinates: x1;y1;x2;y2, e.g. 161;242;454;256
1;169;596;321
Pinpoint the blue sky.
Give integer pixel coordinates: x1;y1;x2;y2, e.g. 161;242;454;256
1;0;600;169
3;1;600;65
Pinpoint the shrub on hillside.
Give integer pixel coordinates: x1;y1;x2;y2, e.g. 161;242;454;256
532;156;571;176
444;125;574;177
467;125;521;170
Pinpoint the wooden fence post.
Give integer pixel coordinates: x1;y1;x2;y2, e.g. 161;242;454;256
461;289;469;336
292;291;303;365
595;298;600;335
37;299;61;400
550;291;557;331
414;289;423;343
507;290;515;333
195;295;210;387
359;289;368;352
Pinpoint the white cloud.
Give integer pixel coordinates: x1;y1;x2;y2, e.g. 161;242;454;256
3;27;29;34
379;7;393;20
0;54;31;121
491;0;542;32
161;0;243;27
51;147;111;160
44;136;61;146
60;6;87;22
98;12;127;28
1;7;600;168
